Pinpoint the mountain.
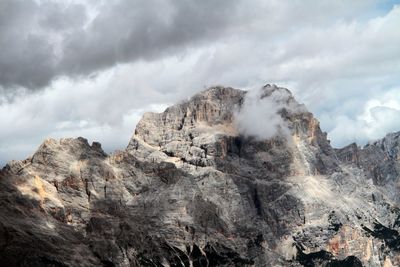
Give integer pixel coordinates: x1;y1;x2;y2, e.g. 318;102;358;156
1;85;400;266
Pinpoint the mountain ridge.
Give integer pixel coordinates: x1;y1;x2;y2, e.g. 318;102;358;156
1;85;400;266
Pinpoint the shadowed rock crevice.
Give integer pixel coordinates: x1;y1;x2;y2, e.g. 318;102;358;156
295;247;363;267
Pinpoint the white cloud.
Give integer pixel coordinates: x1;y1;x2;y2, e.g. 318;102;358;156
234;87;290;140
328;88;400;147
0;72;169;164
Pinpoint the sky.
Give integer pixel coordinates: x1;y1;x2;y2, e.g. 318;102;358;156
0;0;400;165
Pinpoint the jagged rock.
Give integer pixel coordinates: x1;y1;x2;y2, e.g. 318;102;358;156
1;85;400;266
336;132;400;185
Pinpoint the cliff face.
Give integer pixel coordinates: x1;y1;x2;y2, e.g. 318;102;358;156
1;85;400;267
336;132;400;186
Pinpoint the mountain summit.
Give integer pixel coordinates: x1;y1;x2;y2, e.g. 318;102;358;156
1;86;400;266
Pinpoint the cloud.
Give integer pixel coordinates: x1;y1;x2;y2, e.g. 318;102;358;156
0;72;169;164
0;0;86;89
328;88;400;147
0;0;388;91
234;86;302;140
0;0;247;90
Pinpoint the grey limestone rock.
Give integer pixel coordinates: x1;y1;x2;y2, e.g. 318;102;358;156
1;85;400;266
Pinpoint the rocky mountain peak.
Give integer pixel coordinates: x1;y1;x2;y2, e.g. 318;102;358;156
132;85;303;143
128;85;336;177
1;86;400;267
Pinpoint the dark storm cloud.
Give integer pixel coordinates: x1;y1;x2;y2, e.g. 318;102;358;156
0;0;242;90
0;0;87;89
60;0;243;74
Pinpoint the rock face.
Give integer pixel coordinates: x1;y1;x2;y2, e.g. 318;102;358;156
1;85;400;266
